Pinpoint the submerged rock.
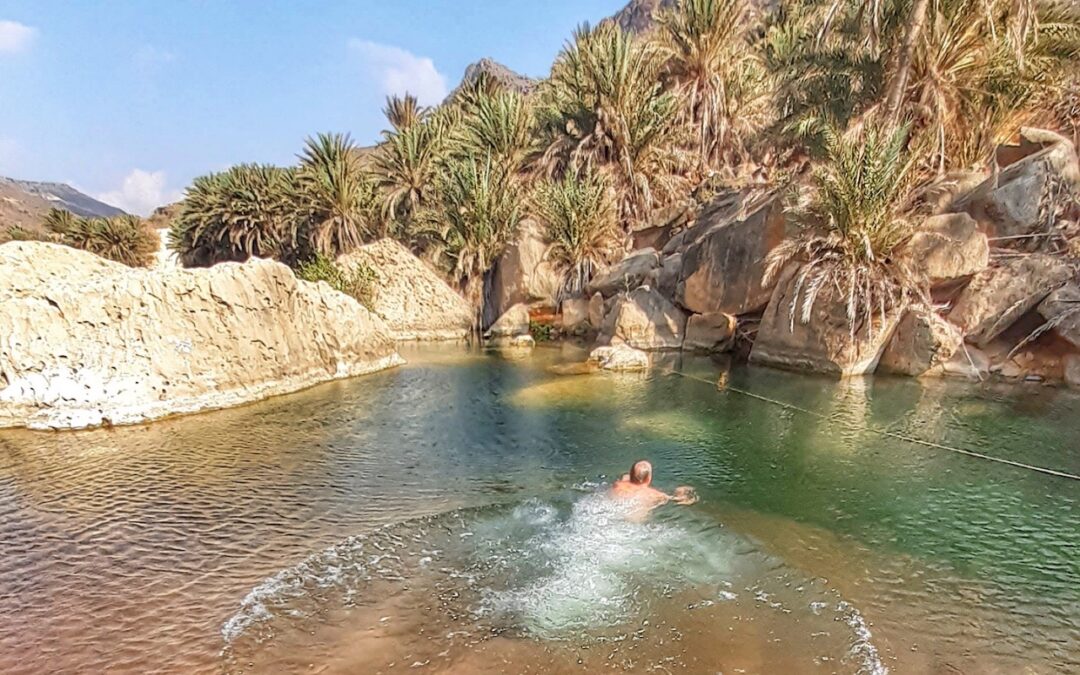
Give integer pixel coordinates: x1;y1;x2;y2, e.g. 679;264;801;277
340;238;472;341
949;254;1073;347
879;309;964;377
588;343;649;371
0;242;403;430
751;266;906;376
599;287;688;351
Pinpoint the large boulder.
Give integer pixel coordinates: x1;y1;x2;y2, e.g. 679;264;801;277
588;292;605;330
1038;283;1080;349
487;303;531;338
750;266;907;376
676;196;787;316
959;128;1080;240
586;249;660;298
1065;354;1080;388
599;286;688;350
683;312;737;353
340;238;472;341
949;254;1073;347
878;309;964;376
485;219;560;326
0;242;403;430
903;213;989;283
559;297;590;331
655;253;682;300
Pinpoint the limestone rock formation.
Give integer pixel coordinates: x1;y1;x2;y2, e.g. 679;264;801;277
903;213;989;282
0;242;403;430
588;292;605;331
949;255;1073;347
589;343;649;371
676;196;787;316
1038;283;1080;349
339;238;472;341
587;249;660;298
486;219;559;325
751;266;906;376
487;303;531;338
599;287;687;350
683;312;737;353
879;309;964;377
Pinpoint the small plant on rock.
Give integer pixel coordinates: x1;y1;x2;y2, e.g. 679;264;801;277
296;253;377;309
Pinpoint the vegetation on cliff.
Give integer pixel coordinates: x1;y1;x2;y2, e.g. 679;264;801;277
151;0;1078;328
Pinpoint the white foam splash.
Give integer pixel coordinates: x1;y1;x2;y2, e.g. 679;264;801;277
837;600;889;675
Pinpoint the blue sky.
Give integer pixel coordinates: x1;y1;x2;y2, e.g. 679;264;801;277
0;1;627;214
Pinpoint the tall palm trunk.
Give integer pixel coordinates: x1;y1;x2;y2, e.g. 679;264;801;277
883;0;931;125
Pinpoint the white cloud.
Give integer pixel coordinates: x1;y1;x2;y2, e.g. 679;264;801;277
0;20;36;54
96;169;183;216
348;38;447;106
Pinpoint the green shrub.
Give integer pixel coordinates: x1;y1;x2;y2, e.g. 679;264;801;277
43;208;159;267
296;253;377;309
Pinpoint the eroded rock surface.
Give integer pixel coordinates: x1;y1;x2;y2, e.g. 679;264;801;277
587;249;660;298
751;266;906;376
683;312;737;353
949;255;1073;347
676;196;787;315
340;238;472;341
487;303;531;338
904;213;989;282
599;287;687;350
0;242;403;430
486;219;559;325
1038;283;1080;349
879;309;964;377
589;343;649;371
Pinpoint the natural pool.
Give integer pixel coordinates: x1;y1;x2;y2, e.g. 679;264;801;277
1;343;1077;674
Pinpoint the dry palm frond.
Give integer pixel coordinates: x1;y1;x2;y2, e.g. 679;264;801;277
766;121;927;337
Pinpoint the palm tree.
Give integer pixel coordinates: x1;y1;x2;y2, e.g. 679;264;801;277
44;209;158;267
382;93;426;133
170;164;299;266
372;109;455;227
454;89;536;176
418;153;522;325
657;0;774;174
296;132;376;256
530;166;620;299
537;23;689;226
765;122;923;337
87;214;160;267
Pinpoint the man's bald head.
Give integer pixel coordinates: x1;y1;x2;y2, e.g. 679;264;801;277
629;460;653;485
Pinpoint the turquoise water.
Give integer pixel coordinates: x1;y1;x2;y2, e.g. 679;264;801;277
0;343;1077;673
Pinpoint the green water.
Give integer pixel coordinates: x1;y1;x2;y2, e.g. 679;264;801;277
0;343;1077;673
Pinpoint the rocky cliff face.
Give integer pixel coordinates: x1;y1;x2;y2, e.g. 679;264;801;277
339;238;473;341
0;242;403;430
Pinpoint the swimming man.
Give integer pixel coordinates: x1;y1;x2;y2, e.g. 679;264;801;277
610;460;697;519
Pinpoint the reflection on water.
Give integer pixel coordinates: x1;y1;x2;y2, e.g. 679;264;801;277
0;343;1078;673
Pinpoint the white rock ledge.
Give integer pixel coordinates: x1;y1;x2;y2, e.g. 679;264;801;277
0;242;406;431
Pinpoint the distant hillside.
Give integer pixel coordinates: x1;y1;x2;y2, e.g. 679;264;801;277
0;176;126;239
